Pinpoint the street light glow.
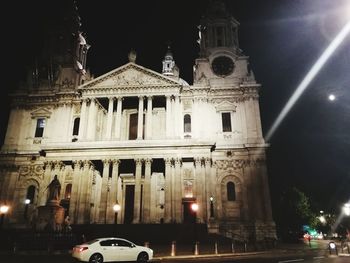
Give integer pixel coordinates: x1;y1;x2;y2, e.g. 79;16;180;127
343;203;350;216
113;203;121;212
25;199;30;204
191;203;199;212
265;19;350;142
0;205;9;214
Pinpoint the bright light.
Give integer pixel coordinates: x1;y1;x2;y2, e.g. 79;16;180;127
25;199;30;205
265;19;350;142
328;94;336;101
191;203;199;212
329;242;336;249
113;203;121;212
343;203;350;216
0;205;9;214
319;215;326;224
209;196;214;202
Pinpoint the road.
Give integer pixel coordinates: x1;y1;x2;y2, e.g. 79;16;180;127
0;253;349;263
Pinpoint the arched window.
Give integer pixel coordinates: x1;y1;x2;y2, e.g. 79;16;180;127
184;114;191;133
64;184;72;199
227;182;236;201
26;185;36;204
73;118;80;136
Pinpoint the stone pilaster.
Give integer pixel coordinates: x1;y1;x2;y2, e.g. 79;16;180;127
78;98;88;140
39;161;53;206
164;158;172;223
99;159;110;223
146;96;153;139
107;159;120;223
115;97;122;139
174;158;182;223
77;160;91;224
86;99;97;140
195;158;203;221
166;96;171;138
143;158;152;222
105;97;114;139
204;158;212;220
133;159;142;223
69;160;81;224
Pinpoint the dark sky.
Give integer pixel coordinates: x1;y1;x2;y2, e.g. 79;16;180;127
3;0;350;214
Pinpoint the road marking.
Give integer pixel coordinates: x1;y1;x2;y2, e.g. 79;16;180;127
313;256;325;259
278;259;304;263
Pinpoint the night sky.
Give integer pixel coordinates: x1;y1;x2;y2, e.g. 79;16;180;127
3;0;350;215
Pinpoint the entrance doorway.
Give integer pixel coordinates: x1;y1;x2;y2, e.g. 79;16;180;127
183;200;196;224
124;185;135;224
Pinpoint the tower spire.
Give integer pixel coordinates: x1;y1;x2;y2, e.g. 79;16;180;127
162;44;176;76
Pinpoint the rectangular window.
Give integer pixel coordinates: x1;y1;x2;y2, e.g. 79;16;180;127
216;26;223;46
222;112;232;132
34;118;45;137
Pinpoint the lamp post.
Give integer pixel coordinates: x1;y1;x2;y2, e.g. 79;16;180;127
209;196;214;218
113;202;121;224
24;199;30;220
0;205;10;229
191;202;199;255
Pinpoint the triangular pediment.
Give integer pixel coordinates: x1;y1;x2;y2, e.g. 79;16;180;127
214;100;237;112
80;62;182;90
30;107;52;119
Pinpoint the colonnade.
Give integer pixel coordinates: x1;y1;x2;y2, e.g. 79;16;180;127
78;95;183;141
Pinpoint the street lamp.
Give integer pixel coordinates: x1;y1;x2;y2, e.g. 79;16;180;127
0;205;10;228
113;202;121;224
209;196;214;218
191;202;199;255
24;199;30;219
343;203;350;216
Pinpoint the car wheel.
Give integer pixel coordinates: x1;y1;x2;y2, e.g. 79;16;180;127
89;253;104;263
137;252;149;263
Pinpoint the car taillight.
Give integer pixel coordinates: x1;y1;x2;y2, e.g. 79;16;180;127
75;247;88;252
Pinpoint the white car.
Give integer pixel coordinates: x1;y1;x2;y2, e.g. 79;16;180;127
72;237;153;263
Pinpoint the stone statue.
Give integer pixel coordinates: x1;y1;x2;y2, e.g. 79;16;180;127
47;175;61;201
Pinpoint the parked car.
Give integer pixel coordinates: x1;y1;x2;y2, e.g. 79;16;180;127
72;237;153;263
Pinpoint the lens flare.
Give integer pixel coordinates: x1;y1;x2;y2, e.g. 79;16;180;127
265;20;350;142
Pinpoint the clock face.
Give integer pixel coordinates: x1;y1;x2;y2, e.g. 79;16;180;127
211;56;234;76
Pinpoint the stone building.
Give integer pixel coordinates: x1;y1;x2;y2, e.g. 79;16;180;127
0;1;276;239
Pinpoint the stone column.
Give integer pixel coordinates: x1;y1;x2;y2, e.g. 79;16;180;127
78;99;88;140
115;97;123;139
201;158;207;221
259;162;273;221
133;159;142;223
205;158;212;220
69;160;81;224
195;158;203;222
137;96;144;140
99;159;110;223
77;160;91;224
164;158;172;223
107;159;120;223
174;95;181;138
174;158;182;223
146;96;153;139
143;158;152;223
105;97;114;139
166;95;171;138
39;161;52;205
86;99;97;140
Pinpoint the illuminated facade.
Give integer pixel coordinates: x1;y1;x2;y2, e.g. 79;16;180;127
0;1;276;239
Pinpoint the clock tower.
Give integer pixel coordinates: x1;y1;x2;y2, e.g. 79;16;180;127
193;0;251;87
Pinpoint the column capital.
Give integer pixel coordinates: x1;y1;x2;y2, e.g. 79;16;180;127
73;160;82;170
164;158;172;166
103;159;111;166
138;95;144;100
145;158;153;166
194;157;202;167
205;157;211;167
111;159;120;166
135;158;143;166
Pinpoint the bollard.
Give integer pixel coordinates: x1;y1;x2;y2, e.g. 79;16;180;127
13;242;17;254
194;241;199;255
231;240;235;253
244;242;247;252
144;241;149;248
329;241;338;255
214;241;218;254
170;241;176;256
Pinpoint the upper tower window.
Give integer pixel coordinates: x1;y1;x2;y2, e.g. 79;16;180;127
72;118;80;136
184;114;191;133
216;26;224;47
221;112;232;132
34;118;45;137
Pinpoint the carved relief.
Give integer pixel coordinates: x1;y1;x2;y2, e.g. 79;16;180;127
19;164;44;179
215;159;246;171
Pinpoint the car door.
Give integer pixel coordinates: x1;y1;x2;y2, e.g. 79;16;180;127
99;239;119;262
116;239;137;261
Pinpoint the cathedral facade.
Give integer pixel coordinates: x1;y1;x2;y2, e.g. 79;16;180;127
0;2;276;239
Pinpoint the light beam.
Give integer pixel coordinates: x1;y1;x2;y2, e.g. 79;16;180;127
265;20;350;142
